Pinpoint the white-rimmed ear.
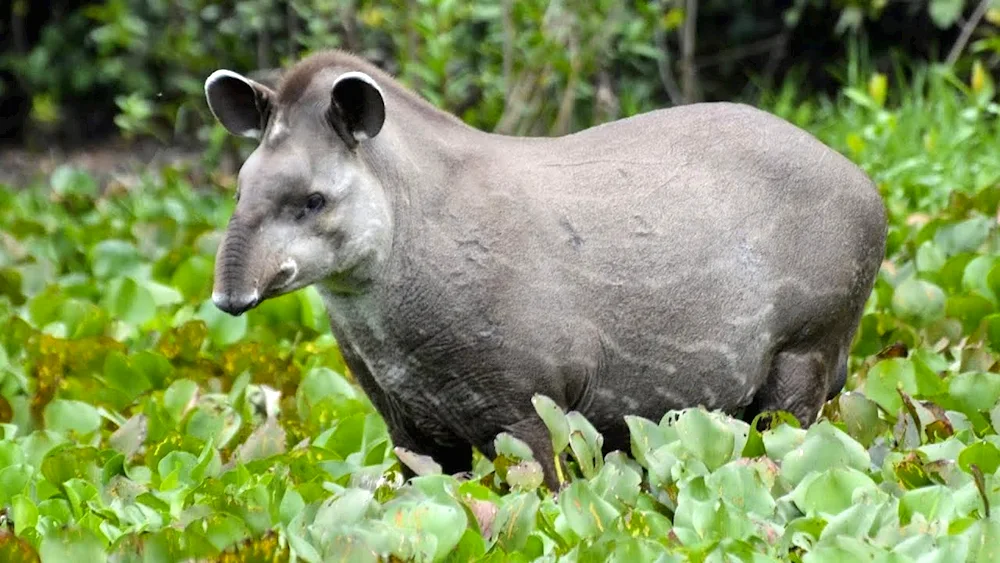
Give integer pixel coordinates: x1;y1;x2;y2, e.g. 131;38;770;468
205;69;275;139
329;71;386;142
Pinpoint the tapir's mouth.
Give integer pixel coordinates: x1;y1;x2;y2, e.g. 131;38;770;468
213;259;298;317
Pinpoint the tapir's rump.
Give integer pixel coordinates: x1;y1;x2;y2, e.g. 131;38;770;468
205;50;888;490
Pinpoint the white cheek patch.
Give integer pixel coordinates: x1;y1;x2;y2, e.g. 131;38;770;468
266;112;287;144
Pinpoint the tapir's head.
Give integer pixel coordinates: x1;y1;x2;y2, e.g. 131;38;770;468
204;63;392;316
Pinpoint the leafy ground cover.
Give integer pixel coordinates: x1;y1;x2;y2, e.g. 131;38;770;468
3;65;1000;561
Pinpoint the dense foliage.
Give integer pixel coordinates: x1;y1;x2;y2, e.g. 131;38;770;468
1;56;1000;560
3;0;1000;147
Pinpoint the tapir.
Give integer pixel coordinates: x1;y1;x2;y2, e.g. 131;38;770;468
204;50;887;489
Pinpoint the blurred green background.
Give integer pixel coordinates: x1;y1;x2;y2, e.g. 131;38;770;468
2;0;999;157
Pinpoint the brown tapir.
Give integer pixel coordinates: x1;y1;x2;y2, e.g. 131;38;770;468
204;50;887;489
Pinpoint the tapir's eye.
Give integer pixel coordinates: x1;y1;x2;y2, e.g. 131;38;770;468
305;193;326;212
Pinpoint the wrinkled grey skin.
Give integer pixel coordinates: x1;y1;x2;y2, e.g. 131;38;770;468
205;50;887;490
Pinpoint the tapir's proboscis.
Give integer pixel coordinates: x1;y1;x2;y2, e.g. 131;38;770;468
204;50;887;490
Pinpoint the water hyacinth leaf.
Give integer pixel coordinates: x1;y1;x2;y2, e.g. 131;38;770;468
39;526;107;563
864;358;928;415
89;239;142;280
779;422;870;488
557;480;620;539
195;299;247;346
162;379;198;421
104;276;157;327
946;293;994;333
380;496;468;561
986;314;1000;354
673;476;753;544
789;467;877;516
0;464;32;505
197;512;251;552
43;399;102;436
313;488;378;529
891;278;946;325
103;351;152;405
494;432;535;461
962;255;997;300
898;485;955;525
957;441;1000;476
915;241;946;273
837;392;886;447
760;422;807;463
566;411;604;477
532;394;570;454
948;371;1000;416
590;452;642;509
492;492;540;553
50;165;99;198
170;254;213;301
674;408;735;472
394;447;443;477
229;417;286;465
504;460;544;490
625;415;669;469
704;462;776;517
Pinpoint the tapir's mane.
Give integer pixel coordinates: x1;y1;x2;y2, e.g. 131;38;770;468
276;50;466;128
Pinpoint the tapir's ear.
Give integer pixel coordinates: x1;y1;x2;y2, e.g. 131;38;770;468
204;69;275;140
329;71;386;143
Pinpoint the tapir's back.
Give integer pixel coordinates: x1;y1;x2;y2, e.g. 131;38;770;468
478;101;886;425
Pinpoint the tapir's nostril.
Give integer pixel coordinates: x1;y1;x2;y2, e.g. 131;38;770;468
212;290;259;316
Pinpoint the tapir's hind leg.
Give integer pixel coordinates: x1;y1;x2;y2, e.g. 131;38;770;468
741;346;842;429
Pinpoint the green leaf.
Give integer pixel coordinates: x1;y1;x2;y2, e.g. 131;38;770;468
674;408;736;471
50;165;98;198
170;255;213;301
90;239;142;280
39;527;107;563
493;492;540;553
380;496;468;561
195;299;247;346
957;441;1000;475
837;392;887;447
779;422;870;487
891;278;946;325
899;485;955;525
104;276;157;327
43;399;101;435
163;379;198;421
567;411;604;478
963;255;997;300
557;480;620;539
196;513;250;552
532;394;570;455
865;358;944;414
916;241;946;273
948;371;1000;415
946;293;994;332
789;467;877;516
493;432;535;461
625;415;670;469
704;462;776;517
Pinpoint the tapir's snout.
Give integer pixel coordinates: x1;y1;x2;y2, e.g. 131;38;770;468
212;290;259;316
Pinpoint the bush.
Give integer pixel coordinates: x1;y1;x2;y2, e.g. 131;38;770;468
2;0;998;151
